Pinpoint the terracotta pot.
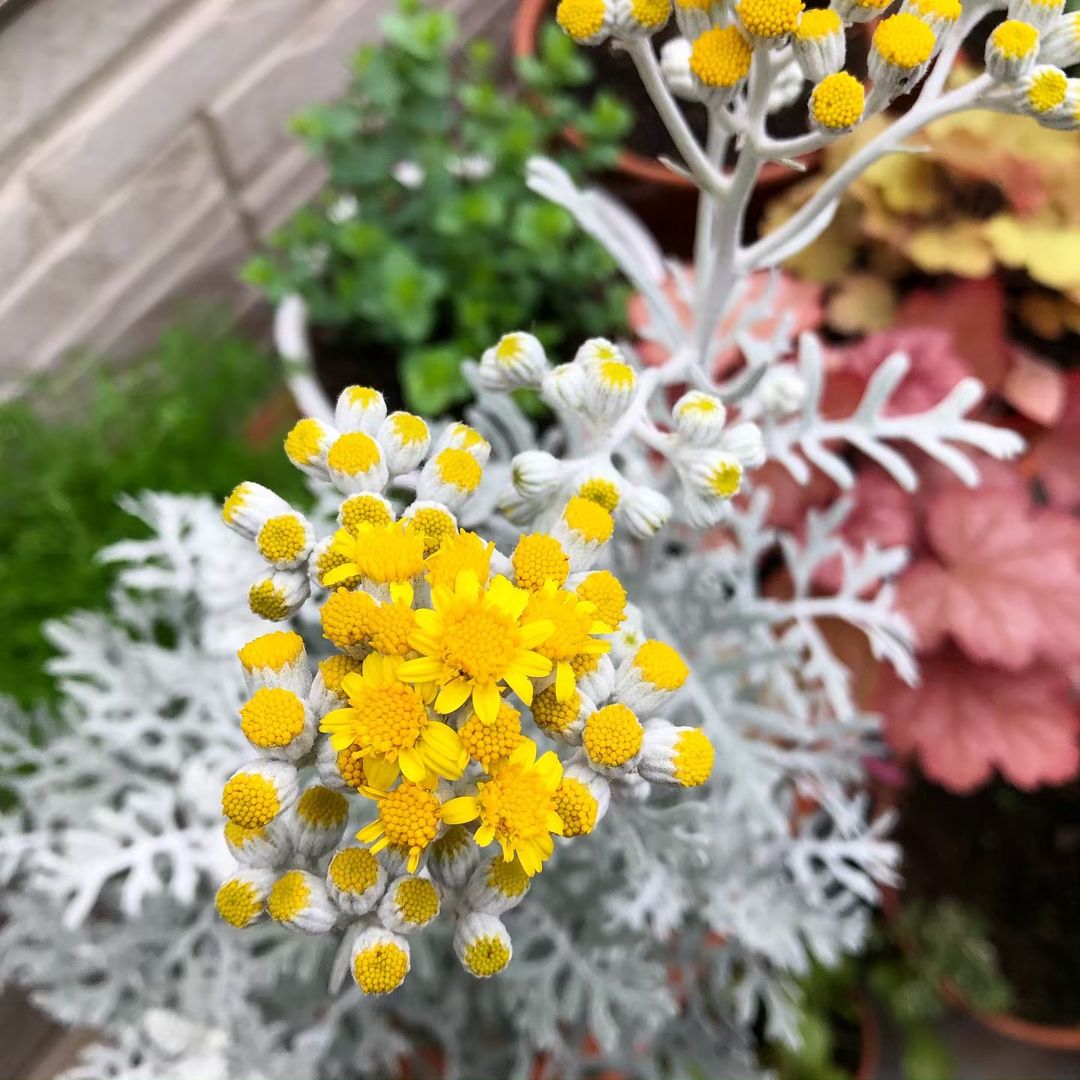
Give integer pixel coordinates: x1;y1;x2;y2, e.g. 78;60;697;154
876;785;1080;1054
512;0;819;256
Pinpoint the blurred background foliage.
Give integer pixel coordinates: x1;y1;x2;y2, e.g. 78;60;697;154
244;0;633;414
0;323;305;708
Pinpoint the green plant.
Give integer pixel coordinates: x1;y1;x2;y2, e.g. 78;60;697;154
763;900;1013;1080
243;0;633;415
0;321;307;708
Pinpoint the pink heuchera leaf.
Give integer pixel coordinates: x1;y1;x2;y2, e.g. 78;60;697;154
896;278;1010;392
898;486;1080;670
1030;372;1080;511
827;327;971;418
627;269;822;377
1001;345;1067;426
878;648;1080;793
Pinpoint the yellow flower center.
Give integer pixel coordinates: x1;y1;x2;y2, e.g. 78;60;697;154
576;570;627;630
240;687;307;749
297;785;349;828
320;653;364;698
629;0;671;28
494;333;527;364
598;359;636;391
435;448;483;492
676;391;722;416
256;514;307;563
354;943;410;994
673;729;716;787
556;0;607;40
447;423;488;453
526;589;602;662
531;684;582;738
512;534;570;592
1028;67;1068;112
479;761;556;846
583;704;644;768
284;418;326;465
463;936;512;977
795;7;841;39
222;482;252;526
343;681;430;755
390;412;429;446
337;748;367;792
375;783;442;851
315;545;361;590
441;605;520;683
268;870;310;923
222;773;280;829
327;432;382;476
238;630;304;672
635;640;690;690
991;19;1039;59
553;778;599;837
344;385;382;409
487;856;530;898
810;72;865;131
737;0;803;39
409;506;458;555
708;457;743;497
341;522;427;584
909;0;960;18
562;496;614;544
425;531;494;590
224;822;266;849
460;702;525;771
394;878;440;924
249;580;290;621
576;477;621;512
329;847;381;894
322;589;376;650
339;493;393;534
690;25;754;87
873;13;936;69
216;879;263;928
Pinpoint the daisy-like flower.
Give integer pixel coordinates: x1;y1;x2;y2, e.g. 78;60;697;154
397;570;555;725
442;740;564;876
323;521;427;593
356;778;460;873
424;530;495;591
321;653;467;787
321;583;419;658
525;581;612;701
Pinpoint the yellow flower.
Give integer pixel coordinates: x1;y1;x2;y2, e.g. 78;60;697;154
323;521;426;588
356;778;460;873
424;530;494;591
320;653;467;787
397;570;554;725
524;582;611;701
442;740;564;876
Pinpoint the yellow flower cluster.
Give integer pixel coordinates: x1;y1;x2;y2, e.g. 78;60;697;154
216;383;715;995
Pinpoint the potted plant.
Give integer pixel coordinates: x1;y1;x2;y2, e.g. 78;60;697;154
245;0;634;419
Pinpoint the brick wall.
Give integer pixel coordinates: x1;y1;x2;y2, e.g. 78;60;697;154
0;0;516;395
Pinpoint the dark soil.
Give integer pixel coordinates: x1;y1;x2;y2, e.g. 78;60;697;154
311;326;406;412
897;775;1080;1027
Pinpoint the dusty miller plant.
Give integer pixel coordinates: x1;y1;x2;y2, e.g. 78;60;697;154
5;0;1070;1072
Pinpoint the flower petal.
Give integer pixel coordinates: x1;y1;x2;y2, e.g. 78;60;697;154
398;656;445;682
442;795;481;824
435;677;473;715
555;660;575;702
472;680;502;726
